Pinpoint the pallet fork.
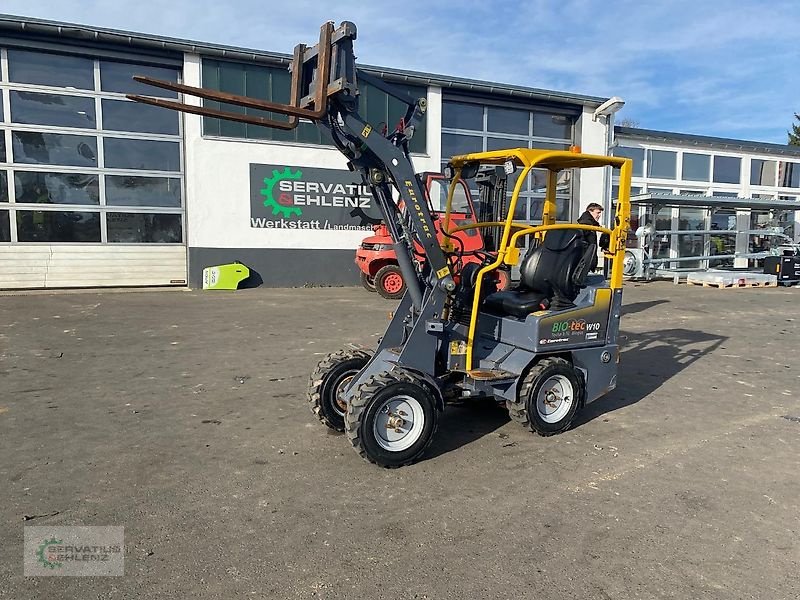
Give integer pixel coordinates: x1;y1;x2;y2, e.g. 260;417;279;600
130;21;633;467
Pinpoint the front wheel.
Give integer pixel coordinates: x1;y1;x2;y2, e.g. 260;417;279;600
516;357;584;436
375;264;405;299
307;347;372;431
345;370;439;467
360;272;377;292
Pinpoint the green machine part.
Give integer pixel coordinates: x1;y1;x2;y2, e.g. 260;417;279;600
202;263;250;290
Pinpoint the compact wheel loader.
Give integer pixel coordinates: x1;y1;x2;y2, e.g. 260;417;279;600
129;21;633;468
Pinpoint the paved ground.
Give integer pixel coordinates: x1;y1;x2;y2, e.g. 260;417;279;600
0;281;798;599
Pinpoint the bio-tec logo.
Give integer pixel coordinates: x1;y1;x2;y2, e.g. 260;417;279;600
551;318;602;338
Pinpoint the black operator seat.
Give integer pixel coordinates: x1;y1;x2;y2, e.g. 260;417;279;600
483;228;596;318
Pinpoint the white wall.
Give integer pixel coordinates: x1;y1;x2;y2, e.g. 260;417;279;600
575;107;611;220
183;54;441;252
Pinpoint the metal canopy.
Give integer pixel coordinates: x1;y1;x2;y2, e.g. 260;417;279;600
629;192;800;211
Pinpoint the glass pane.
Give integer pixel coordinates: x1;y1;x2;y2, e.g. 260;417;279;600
100;61;179;98
427;179;470;213
679;189;706;195
0;134;5;162
487;107;528;135
103;138;180;171
442;101;483;131
14;171;99;205
712;155;741;184
682;153;709;181
710;209;736;266
648;187;673;194
778;161;800;188
0;210;9;242
652;207;673;261
101;99;179;135
612;185;642;199
750;159;776;186
533;112;571;139
612;146;644;177
0;94;4;123
678;207;705;268
10;91;96;129
107;213;182;243
12;131;98;167
647;150;677;179
0;171;7;202
8;49;94;89
442;133;482;158
105;175;181;207
485;136;526;152
712;191;738;197
17;210;100;242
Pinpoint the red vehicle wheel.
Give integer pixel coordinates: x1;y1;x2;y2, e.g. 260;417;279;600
375;264;406;299
360;271;377;292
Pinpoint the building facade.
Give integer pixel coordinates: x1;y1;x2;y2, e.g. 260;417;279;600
612;127;800;270
1;15;797;290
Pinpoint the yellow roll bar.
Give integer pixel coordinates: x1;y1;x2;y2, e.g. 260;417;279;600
441;147;632;371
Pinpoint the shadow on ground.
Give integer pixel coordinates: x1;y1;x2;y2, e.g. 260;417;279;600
574;327;727;427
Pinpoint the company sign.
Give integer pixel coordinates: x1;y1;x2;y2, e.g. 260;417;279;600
250;164;383;231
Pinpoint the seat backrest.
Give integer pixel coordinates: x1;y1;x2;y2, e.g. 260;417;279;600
518;229;590;302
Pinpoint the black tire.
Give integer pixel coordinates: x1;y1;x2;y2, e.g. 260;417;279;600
360;272;377;292
345;369;439;468
307;347;372;431
511;357;584;436
375;264;406;300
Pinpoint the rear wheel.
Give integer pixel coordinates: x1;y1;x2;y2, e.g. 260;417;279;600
307;347;372;431
511;357;584;436
360;272;377;292
375;264;406;299
345;370;438;467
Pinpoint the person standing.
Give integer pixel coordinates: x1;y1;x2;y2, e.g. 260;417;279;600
577;203;604;271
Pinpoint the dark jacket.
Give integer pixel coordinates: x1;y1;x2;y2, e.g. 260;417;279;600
576;210;606;272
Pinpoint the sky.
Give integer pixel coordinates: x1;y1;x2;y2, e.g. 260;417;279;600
2;0;799;144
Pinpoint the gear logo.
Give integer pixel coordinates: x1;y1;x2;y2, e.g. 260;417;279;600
261;167;303;218
36;537;63;569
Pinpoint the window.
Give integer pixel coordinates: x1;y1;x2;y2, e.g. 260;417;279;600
0;210;9;241
751;159;776;186
611;185;642;199
680;189;706;196
101;100;179;135
612;146;644;177
201;58;427;153
10;91;96;129
533;112;571;139
1;46;184;245
107;213;182;243
103;138;180;171
441;99;575;221
427;179;471;213
442;101;483;130
12;131;98;167
712;191;738;197
713;155;741;184
487;107;528;135
682;153;710;181
778;161;800;188
647;150;676;179
14;171;99;205
105;176;181;207
99;61;179;98
8;49;94;89
16;210;101;242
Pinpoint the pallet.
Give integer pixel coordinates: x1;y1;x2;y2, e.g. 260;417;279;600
686;279;778;289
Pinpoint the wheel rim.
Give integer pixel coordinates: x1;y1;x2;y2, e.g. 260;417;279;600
536;375;574;423
372;394;425;452
382;272;404;294
331;372;357;417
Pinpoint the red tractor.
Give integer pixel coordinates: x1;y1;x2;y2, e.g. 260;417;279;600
356;171;510;298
